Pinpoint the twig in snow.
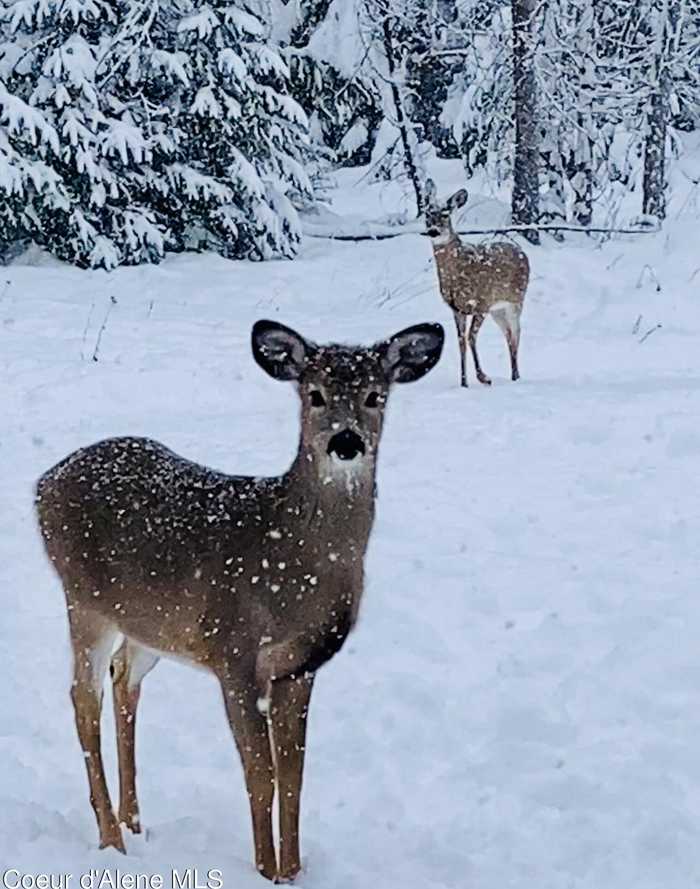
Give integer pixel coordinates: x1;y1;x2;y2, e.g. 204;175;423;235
639;323;662;344
636;264;661;292
147;298;154;318
81;301;95;361
92;296;117;363
632;314;642;335
0;280;11;301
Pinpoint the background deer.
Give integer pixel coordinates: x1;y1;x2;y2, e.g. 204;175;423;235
35;319;444;883
424;178;530;387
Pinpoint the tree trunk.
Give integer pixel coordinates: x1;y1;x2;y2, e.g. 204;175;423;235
642;88;668;220
511;0;540;244
381;16;425;216
642;0;680;222
571;0;596;228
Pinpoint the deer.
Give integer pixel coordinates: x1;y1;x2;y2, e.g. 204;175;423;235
34;318;444;883
424;178;530;388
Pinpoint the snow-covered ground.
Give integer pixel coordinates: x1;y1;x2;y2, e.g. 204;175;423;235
2;172;700;889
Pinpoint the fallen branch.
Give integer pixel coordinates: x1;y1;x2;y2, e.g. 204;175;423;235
305;223;661;242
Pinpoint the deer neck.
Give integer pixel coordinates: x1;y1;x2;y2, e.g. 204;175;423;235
431;231;461;258
431;233;464;290
431;233;464;280
284;437;378;542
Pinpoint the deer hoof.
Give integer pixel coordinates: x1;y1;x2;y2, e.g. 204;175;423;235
477;375;492;386
119;810;141;834
275;872;300;885
99;825;126;854
256;861;278;883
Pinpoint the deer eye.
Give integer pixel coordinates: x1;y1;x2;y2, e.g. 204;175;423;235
309;390;326;408
364;391;381;408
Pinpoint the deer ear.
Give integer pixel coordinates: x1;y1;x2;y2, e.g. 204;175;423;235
252;320;312;381
424;178;437;206
446;188;468;211
379;323;445;383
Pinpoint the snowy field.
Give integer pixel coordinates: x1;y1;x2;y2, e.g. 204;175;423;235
2;175;700;889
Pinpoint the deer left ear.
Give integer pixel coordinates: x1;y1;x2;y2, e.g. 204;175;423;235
446;188;468;211
379;323;445;383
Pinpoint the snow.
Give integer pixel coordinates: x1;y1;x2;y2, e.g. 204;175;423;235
2;172;700;888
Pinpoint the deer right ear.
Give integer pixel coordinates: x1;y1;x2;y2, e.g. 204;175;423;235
252;320;311;381
446;188;468;211
379;323;445;383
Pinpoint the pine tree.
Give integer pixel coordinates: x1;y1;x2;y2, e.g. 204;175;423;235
0;0;165;268
122;0;313;259
0;0;312;267
275;0;382;167
595;0;700;222
0;79;67;260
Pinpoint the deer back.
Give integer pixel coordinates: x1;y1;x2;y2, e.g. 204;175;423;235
433;239;530;316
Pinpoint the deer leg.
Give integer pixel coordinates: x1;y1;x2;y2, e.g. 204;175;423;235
468;313;491;385
491;306;521;381
453;312;468;387
111;640;159;834
267;674;315;883
508;308;522;381
68;612;124;852
220;677;277;881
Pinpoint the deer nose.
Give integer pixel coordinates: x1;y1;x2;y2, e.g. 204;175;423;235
327;429;366;461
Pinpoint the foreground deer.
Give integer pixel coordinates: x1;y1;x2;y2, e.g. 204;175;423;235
35;319;444;883
425;179;530;387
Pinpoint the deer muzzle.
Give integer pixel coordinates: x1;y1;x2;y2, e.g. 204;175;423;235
327;429;366;461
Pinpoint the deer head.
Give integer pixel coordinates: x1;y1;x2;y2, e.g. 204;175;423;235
252;320;445;479
424;178;469;245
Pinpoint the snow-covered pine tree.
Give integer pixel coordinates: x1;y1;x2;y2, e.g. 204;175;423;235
0;0;312;267
0;0;166;268
400;0;460;159
535;0;605;228
449;0;649;231
118;0;313;260
273;0;381;167
271;0;382;166
0;79;67;262
594;0;699;222
450;2;513;185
